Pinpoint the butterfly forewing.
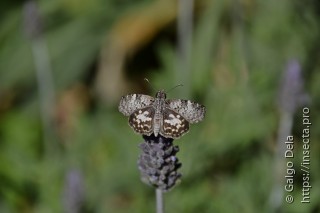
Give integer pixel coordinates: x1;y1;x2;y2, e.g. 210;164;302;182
129;107;155;136
119;94;154;116
166;99;205;123
161;108;189;139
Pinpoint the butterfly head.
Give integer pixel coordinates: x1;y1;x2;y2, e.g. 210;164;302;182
155;90;167;100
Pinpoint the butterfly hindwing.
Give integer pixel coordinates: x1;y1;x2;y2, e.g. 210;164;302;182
160;108;189;139
129;107;155;136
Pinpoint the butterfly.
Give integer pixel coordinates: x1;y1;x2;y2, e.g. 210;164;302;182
118;90;205;139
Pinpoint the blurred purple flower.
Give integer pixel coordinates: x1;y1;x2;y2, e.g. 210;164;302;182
278;59;310;113
270;59;310;211
63;169;85;213
23;0;43;39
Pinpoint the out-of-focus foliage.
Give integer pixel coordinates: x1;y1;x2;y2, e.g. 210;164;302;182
0;0;320;212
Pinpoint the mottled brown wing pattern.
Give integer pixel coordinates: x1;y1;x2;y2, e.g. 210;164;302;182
166;99;205;124
119;94;154;116
129;107;155;136
160;108;189;139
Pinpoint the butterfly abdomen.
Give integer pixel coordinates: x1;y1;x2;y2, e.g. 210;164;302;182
153;112;162;136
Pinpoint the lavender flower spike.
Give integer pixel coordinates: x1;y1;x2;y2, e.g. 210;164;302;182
138;135;182;192
278;59;309;114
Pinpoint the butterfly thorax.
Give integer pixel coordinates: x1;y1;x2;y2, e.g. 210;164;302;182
153;90;167;136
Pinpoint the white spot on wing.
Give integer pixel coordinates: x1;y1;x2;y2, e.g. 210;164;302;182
165;114;182;125
187;100;193;111
136;111;151;122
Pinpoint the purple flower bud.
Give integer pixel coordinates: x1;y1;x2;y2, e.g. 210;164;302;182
63;169;85;213
23;1;43;39
278;59;309;113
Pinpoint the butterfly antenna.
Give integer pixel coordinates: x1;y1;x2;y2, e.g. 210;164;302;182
144;78;156;91
166;84;184;93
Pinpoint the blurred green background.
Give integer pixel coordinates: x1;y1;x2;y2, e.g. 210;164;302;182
0;0;319;212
